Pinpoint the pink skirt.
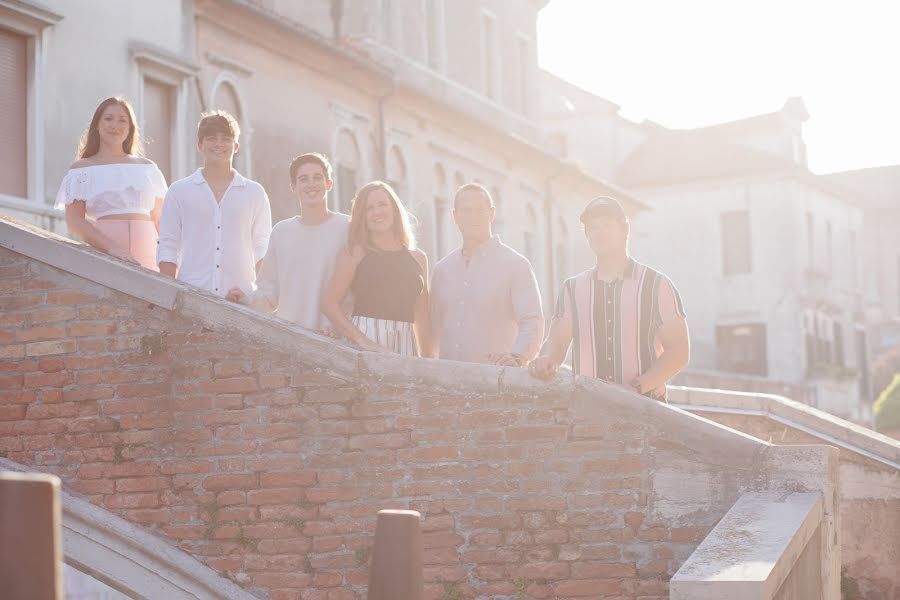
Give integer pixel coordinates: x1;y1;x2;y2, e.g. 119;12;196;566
94;219;159;272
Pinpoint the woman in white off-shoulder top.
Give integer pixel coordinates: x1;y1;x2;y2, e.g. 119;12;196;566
56;97;167;271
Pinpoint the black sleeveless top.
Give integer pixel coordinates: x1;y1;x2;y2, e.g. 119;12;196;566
351;249;425;323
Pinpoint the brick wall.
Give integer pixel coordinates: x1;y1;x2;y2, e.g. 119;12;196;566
0;236;819;600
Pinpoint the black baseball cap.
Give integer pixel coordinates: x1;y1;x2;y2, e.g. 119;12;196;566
580;197;626;223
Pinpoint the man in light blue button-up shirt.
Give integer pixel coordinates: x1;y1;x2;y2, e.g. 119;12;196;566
430;183;543;366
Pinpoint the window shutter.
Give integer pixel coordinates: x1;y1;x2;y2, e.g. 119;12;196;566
0;28;28;197
142;77;174;183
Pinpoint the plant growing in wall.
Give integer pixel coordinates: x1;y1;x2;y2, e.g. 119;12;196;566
873;373;900;434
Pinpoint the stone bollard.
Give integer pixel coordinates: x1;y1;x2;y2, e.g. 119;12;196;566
0;471;63;600
367;509;423;600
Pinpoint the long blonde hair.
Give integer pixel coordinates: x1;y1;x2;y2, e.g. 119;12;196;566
348;181;415;252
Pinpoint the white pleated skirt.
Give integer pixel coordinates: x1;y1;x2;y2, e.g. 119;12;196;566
351;315;418;356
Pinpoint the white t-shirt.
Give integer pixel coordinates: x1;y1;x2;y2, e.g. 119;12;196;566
156;169;272;296
244;213;349;330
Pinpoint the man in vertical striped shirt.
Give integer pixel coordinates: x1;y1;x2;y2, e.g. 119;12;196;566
529;197;690;400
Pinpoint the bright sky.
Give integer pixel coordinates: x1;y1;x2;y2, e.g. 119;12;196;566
537;0;900;174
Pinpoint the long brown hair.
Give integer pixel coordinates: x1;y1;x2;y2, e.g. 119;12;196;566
77;97;143;158
348;181;415;252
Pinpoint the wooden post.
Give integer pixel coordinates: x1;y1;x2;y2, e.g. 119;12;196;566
0;472;63;600
367;509;423;600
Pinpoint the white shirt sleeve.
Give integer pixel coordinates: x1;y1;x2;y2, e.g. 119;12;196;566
251;188;273;264
156;187;182;266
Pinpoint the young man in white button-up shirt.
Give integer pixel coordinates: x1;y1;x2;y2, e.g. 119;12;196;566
157;111;272;297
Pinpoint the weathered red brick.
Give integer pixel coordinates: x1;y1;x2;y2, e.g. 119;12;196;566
104;492;161;509
26;306;77;325
553;578;623;596
200;377;258;394
25;340;78;356
47;290;101;305
259;471;317;488
115;477;172;493
23;371;72;388
0;405;27;421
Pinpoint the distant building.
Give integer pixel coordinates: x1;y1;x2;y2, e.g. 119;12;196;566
542;91;873;422
824;165;900;358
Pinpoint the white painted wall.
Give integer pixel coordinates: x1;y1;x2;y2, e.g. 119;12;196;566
632;175;865;415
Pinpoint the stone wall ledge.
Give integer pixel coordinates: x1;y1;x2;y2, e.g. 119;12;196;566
670;490;825;600
1;215;771;472
670;385;900;468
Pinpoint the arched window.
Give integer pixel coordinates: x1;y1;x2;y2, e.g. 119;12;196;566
334;129;361;214
387;145;408;207
432;163;448;259
453;171;465;196
210;80;250;176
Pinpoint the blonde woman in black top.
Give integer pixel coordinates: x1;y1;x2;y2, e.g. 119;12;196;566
322;181;433;357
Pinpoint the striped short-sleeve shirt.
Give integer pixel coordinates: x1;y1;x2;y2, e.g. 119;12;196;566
554;258;686;399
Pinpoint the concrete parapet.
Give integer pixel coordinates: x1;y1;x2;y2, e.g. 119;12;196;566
671;385;899;599
670;491;825;600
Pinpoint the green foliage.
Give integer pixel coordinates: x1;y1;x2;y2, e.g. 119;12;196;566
234;528;253;548
872;345;900;403
112;444;124;465
841;567;861;599
140;334;167;356
285;517;305;532
202;499;220;540
435;577;467;600
873;373;900;431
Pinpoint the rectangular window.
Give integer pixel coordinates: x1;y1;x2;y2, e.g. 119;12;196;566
382;0;395;46
716;323;768;376
849;231;858;289
0;27;28;198
817;331;831;366
806;212;815;269
720;211;752;275
337;165;356;214
434;197;446;259
805;330;817;370
825;220;833;273
856;329;870;400
482;11;499;100
141;77;175;183
516;34;531;115
833;322;844;367
133;44;197;184
424;0;444;71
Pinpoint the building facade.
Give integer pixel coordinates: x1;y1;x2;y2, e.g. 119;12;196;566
0;0;638;313
0;0;195;233
825;166;900;359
